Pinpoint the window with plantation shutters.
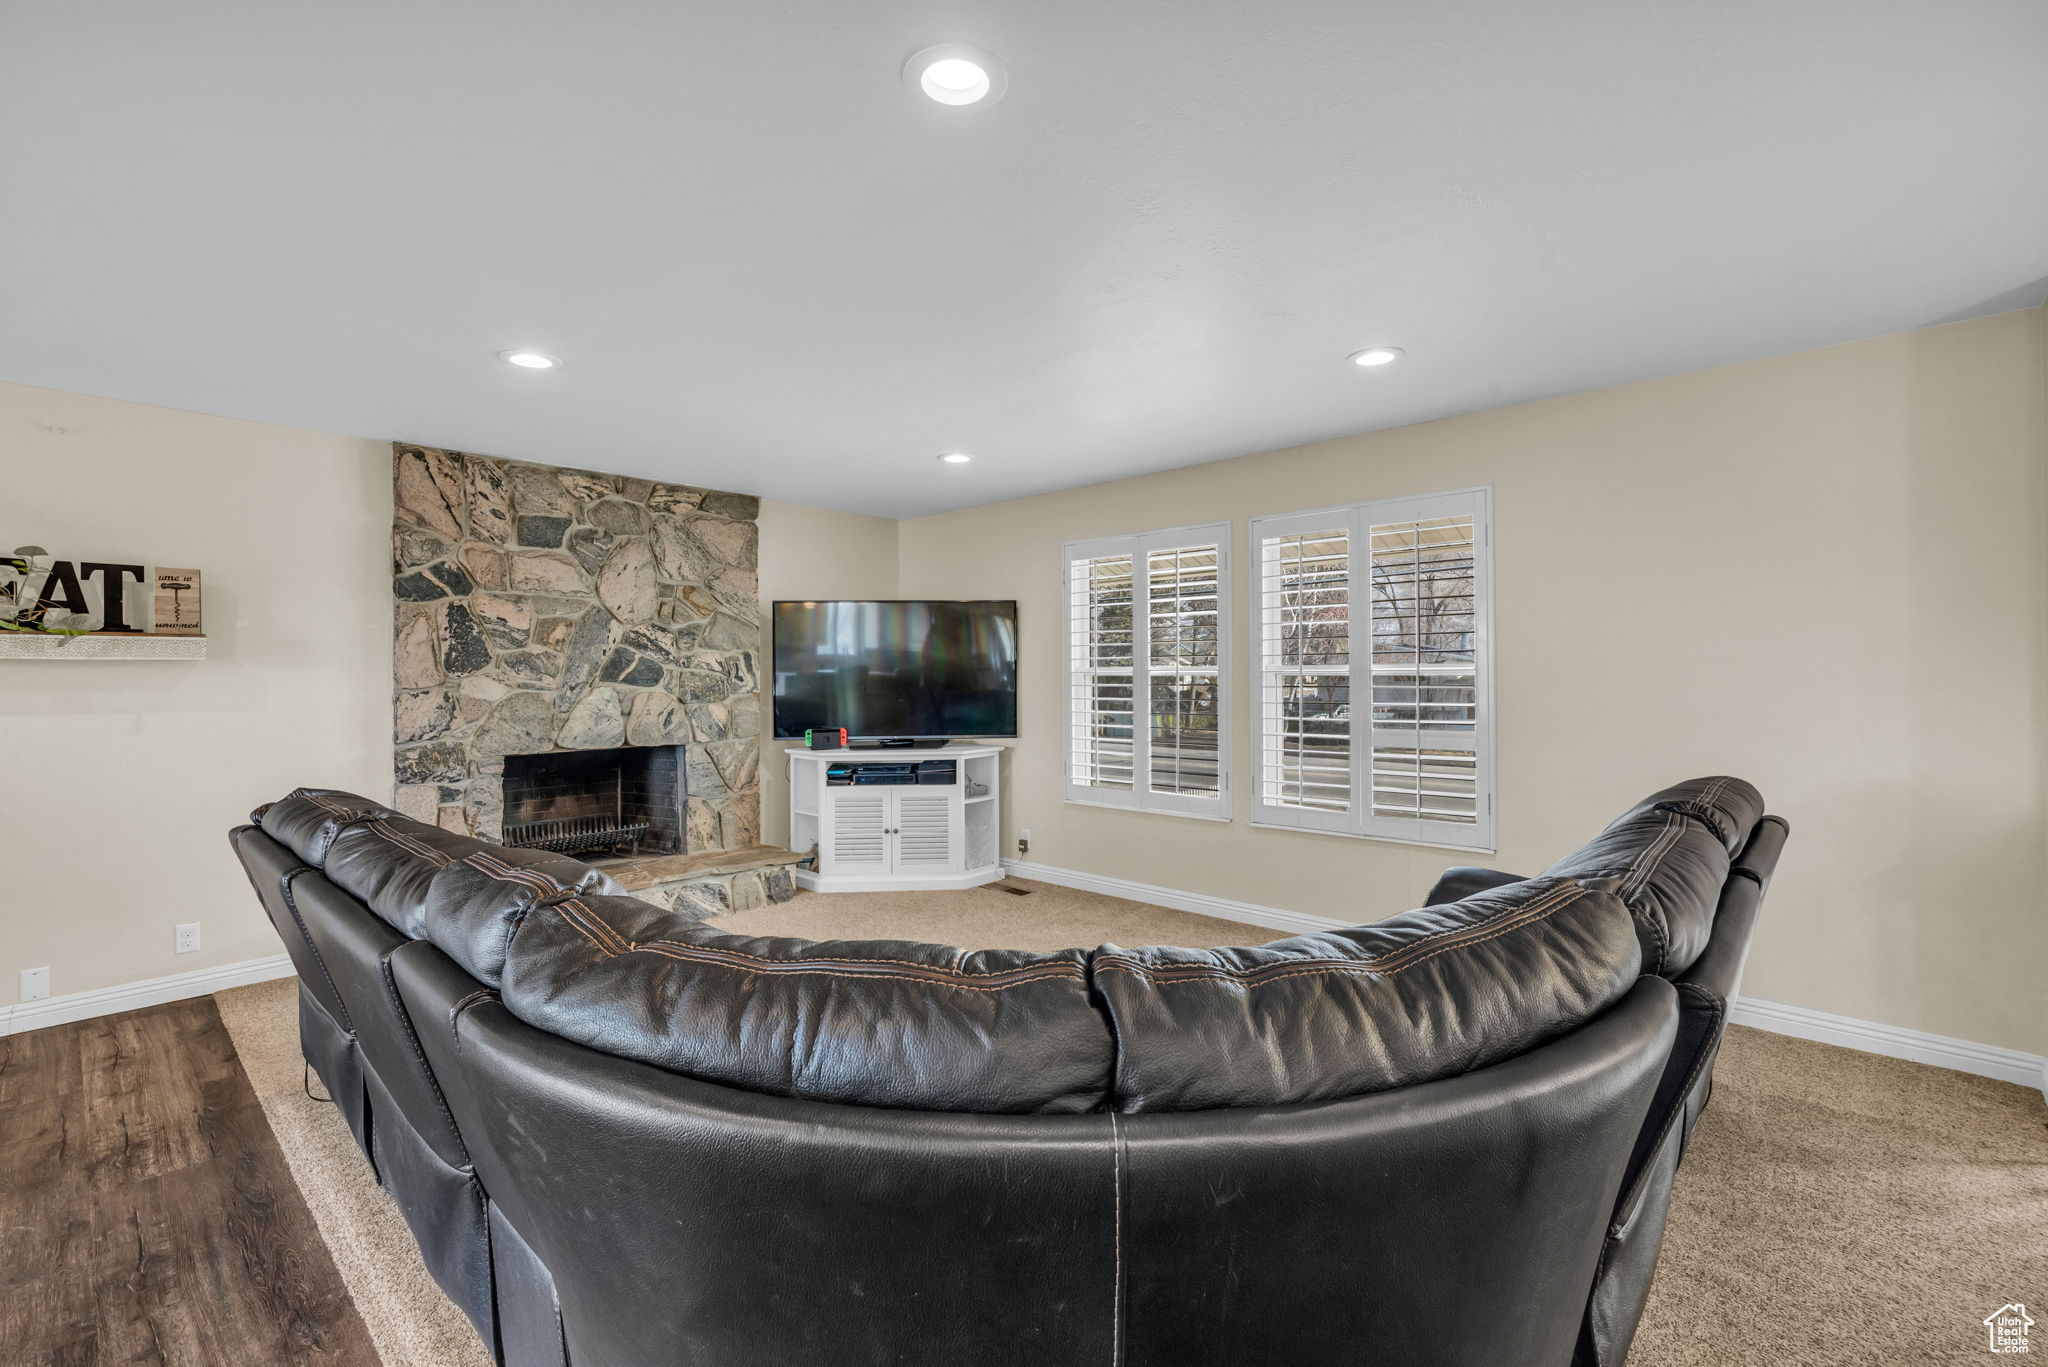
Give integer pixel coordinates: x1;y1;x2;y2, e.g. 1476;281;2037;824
1065;524;1230;818
1252;488;1493;849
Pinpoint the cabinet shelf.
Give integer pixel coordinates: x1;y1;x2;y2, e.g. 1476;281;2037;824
787;743;1006;893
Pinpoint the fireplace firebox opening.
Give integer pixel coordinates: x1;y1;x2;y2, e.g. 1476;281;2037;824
501;746;685;861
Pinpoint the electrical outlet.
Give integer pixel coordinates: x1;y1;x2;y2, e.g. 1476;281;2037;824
20;967;49;1003
175;922;201;954
1017;827;1031;857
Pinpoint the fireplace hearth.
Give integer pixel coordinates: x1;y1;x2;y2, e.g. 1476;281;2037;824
501;746;685;861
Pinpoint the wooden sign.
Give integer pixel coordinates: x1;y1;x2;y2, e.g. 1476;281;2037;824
153;568;202;635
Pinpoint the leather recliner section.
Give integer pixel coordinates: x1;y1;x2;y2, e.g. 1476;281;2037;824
500;892;1115;1114
291;870;472;1169
1123;978;1677;1367
396;946;1127;1367
423;845;622;988
257;787;396;864
322;814;483;938
364;1069;497;1344
294;980;371;1162
231;824;373;1159
1095;876;1642;1112
290;865;498;1345
1542;810;1732;977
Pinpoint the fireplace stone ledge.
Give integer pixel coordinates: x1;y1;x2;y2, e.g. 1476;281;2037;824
606;845;805;922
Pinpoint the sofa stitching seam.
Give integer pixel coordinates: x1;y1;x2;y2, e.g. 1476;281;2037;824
1109;1110;1125;1367
563;917;1085;979
625;944;1084;992
1092;883;1592;984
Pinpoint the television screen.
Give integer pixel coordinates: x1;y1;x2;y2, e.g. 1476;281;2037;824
772;600;1018;739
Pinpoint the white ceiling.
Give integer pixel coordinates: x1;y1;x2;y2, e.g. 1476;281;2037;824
4;2;2045;518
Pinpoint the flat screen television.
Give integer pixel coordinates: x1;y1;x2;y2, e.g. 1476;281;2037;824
772;600;1018;740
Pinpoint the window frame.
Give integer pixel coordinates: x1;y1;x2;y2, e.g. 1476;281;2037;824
1250;487;1496;852
1063;522;1232;821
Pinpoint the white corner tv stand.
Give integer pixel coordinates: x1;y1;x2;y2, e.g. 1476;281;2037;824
787;744;1004;893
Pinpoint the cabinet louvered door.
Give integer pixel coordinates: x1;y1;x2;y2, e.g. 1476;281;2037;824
891;792;961;874
824;789;890;872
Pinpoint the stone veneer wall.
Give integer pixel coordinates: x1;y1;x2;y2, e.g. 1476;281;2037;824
390;443;762;851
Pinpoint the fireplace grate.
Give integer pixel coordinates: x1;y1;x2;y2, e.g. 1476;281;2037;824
503;815;653;857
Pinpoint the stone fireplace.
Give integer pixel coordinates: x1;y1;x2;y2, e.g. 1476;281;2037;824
390;443;800;917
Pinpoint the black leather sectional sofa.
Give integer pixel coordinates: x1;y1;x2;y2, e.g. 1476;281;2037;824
231;776;1786;1367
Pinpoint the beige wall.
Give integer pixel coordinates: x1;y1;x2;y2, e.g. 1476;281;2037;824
898;306;2048;1056
755;499;901;846
0;383;393;1005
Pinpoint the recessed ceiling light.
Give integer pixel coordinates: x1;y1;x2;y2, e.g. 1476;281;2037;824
938;452;973;464
498;350;561;370
1348;347;1404;368
903;44;1007;108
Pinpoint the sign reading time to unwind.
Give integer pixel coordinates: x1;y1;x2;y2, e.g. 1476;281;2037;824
1;550;203;637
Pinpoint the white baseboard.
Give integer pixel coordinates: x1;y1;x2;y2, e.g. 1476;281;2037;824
1727;996;2047;1093
0;953;296;1038
1003;857;1351;938
1002;858;2048;1098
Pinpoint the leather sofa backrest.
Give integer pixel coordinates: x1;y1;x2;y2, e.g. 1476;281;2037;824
257;787;396;864
1094;876;1643;1112
1609;775;1766;857
1540;778;1764;977
322;815;483;939
500;891;1114;1114
422;844;622;987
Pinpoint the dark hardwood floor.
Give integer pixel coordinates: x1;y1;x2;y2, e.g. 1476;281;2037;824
0;998;379;1365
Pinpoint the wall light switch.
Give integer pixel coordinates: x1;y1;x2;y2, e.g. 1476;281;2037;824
20;967;49;1002
175;923;201;954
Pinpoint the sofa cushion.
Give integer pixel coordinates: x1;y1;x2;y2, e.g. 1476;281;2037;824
258;787;395;864
1094;876;1641;1113
1605;776;1765;858
1542;811;1730;977
421;846;623;987
498;893;1114;1114
323;815;480;937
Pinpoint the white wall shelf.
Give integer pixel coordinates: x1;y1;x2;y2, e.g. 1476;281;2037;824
0;633;207;660
787;744;1004;893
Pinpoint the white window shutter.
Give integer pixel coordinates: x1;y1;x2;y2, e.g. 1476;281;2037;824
1252;512;1355;834
1066;543;1138;805
1253;489;1494;851
1065;525;1231;818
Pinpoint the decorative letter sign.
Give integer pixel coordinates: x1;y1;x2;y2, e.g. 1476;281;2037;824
1;548;205;651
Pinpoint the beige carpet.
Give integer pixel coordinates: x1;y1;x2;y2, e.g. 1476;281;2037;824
216;878;2048;1365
